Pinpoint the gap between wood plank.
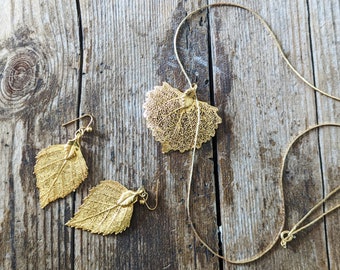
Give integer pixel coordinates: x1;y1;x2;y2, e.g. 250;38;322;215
72;0;85;269
305;0;331;269
206;5;224;269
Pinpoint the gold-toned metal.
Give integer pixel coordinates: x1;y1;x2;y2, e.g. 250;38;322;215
34;114;93;208
142;179;159;211
280;231;295;248
66;180;156;235
62;113;94;132
143;82;222;153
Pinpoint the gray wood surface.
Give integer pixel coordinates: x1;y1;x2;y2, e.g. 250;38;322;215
0;0;339;269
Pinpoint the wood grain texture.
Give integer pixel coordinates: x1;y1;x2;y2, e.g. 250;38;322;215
210;0;316;267
309;1;340;269
208;0;339;269
0;0;339;269
0;0;81;270
77;1;219;269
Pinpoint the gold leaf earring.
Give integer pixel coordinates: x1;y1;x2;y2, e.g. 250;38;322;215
34;114;94;208
143;82;221;153
66;180;158;235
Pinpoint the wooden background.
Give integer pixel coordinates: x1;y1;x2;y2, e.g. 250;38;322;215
0;0;339;269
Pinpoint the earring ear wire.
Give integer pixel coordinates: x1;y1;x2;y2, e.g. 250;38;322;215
144;180;159;211
62;114;94;132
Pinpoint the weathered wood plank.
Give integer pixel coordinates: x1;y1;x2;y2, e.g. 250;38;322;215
208;0;335;269
76;0;219;269
0;0;80;269
309;1;340;269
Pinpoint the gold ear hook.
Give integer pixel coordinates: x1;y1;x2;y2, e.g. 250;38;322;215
144;180;159;211
62;114;94;132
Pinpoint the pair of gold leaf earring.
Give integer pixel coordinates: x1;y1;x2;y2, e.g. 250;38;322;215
34;114;158;235
34;81;222;235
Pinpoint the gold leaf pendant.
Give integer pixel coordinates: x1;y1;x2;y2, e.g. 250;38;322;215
34;115;93;208
66;180;157;235
143;82;222;153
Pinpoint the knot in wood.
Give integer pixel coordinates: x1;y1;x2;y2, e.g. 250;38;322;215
0;47;48;117
2;48;40;92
